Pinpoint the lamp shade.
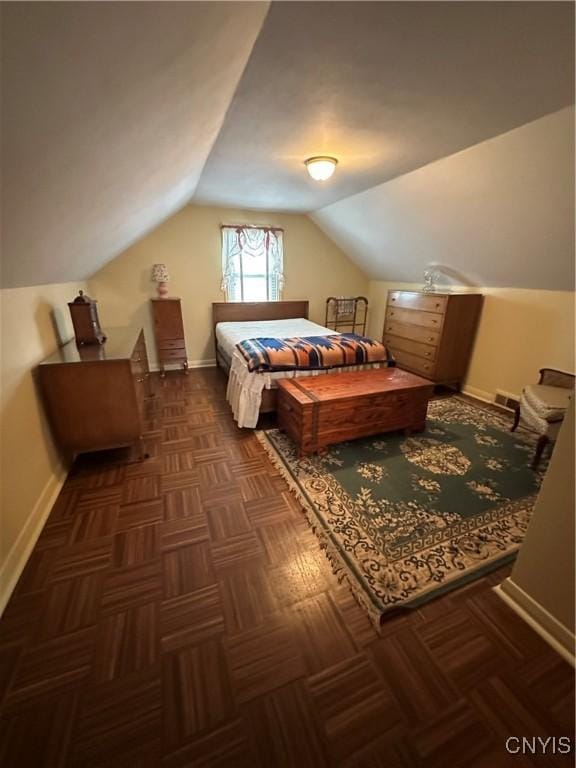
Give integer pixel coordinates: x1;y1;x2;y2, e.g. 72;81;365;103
151;263;169;283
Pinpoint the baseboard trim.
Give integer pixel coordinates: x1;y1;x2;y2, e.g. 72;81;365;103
149;359;216;373
0;467;67;616
461;384;497;405
494;579;575;667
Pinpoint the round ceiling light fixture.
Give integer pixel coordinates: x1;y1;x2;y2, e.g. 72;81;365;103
304;156;338;181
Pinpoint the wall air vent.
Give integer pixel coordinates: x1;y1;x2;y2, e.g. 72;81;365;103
494;390;520;411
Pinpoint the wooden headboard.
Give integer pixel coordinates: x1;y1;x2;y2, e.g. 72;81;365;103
212;300;309;328
212;301;310;370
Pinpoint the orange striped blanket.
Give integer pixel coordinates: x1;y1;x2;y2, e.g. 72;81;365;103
237;333;395;373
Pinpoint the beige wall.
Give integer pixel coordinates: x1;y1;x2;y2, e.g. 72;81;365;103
0;281;86;610
89;204;369;368
500;401;575;658
368;281;575;400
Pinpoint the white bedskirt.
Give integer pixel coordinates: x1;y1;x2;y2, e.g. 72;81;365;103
226;350;383;428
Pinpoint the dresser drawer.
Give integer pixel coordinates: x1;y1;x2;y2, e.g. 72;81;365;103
384;335;437;362
390;348;436;378
159;348;187;361
389;292;447;313
158;338;186;350
386;307;444;330
383;320;440;346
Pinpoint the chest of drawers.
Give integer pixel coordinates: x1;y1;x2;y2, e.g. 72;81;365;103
383;291;483;387
151;298;188;375
38;327;150;459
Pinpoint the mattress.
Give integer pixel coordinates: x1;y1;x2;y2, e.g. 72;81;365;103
215;317;337;360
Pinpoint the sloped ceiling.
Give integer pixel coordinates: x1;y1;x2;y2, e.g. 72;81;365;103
0;1;269;288
312;107;575;291
1;1;574;289
195;1;574;212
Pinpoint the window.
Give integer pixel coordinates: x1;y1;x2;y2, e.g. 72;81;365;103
221;225;284;302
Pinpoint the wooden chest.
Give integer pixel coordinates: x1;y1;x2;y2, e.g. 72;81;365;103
383;291;483;387
277;368;434;455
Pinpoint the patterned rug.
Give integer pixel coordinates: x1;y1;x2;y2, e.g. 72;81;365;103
257;396;543;630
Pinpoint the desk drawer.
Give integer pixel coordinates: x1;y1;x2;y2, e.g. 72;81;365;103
389;292;447;313
386;307;444;330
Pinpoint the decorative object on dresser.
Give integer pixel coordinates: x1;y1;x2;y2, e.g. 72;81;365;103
422;267;439;294
325;295;368;335
68;290;106;345
38;326;150;460
277;368;434;456
151;297;188;376
383;290;483;388
151;263;170;299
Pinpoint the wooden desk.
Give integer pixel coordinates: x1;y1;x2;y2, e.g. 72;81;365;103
38;326;150;459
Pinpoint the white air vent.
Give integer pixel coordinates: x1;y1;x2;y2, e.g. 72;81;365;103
494;390;520;411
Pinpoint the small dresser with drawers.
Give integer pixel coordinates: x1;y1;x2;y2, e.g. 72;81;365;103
151;298;188;376
383;291;483;388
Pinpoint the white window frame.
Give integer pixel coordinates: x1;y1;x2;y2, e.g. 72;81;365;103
221;225;284;302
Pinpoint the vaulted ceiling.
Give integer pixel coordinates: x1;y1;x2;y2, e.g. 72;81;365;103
0;1;269;288
1;1;574;289
195;1;574;212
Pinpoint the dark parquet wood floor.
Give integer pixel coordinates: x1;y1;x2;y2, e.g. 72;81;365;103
0;369;574;767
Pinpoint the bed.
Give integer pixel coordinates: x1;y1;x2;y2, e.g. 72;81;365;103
213;301;391;428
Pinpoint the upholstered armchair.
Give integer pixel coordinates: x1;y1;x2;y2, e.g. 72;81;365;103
511;368;574;468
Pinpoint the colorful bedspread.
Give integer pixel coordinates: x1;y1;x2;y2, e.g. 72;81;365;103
237;333;395;373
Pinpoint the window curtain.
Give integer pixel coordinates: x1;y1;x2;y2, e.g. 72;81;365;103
221;225;284;302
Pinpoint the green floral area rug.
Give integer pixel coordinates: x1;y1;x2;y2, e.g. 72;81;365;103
257;396;542;630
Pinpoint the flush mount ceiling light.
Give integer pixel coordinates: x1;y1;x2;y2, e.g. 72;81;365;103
304;156;338;181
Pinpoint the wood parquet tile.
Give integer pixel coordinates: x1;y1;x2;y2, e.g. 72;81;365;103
160;585;225;652
0;369;573;767
163;640;235;748
91;603;158;682
307;653;401;763
242;680;329;768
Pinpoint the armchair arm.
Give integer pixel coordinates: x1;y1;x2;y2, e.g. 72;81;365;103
538;368;575;389
544;411;569;424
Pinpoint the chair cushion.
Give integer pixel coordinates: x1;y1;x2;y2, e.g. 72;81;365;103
522;384;572;421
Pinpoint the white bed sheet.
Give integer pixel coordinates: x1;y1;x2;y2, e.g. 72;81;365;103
215;318;337;360
217;317;381;428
